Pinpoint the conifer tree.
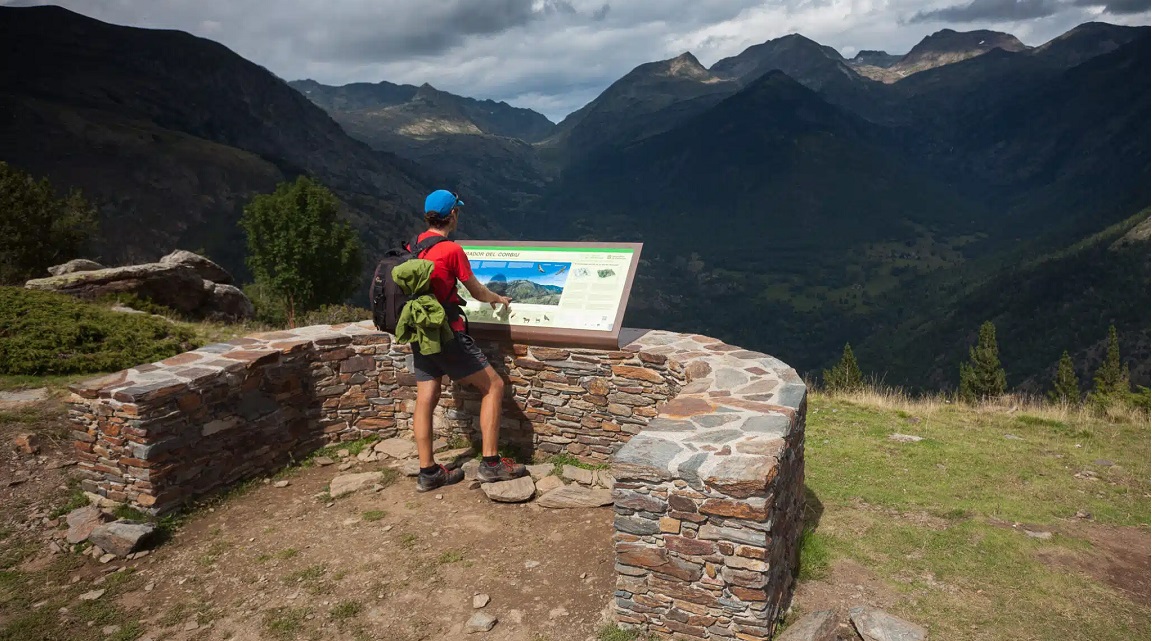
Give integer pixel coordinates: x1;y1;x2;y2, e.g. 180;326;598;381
1049;351;1080;404
959;321;1007;402
1090;325;1130;405
823;343;864;392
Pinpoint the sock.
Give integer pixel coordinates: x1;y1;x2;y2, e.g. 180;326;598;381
482;455;501;466
419;464;440;476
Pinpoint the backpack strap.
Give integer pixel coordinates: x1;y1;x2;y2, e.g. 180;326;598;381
409;234;448;258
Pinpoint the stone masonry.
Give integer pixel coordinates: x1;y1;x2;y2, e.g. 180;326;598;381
67;322;806;640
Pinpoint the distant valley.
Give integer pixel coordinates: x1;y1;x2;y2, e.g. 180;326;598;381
1;4;1147;391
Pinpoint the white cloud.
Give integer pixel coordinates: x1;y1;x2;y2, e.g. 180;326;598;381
3;0;1147;120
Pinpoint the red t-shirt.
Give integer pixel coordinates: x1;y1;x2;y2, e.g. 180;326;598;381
414;231;472;332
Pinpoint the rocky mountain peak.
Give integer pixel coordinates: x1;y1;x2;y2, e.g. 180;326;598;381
902;28;1027;66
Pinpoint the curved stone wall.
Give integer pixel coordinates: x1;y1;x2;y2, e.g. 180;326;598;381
67;321;805;639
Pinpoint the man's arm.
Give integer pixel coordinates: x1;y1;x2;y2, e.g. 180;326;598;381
462;275;511;310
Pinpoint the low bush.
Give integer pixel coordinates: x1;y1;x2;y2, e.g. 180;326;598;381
0;286;199;375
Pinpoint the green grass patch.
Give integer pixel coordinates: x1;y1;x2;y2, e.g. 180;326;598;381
111;504;149;522
362;510;386;522
285;564;327;583
276;547;299;560
804;393;1151;640
548;452;609;475
399;534;418;549
436;550;465;564
262;607;311;640
330;600;362;621
49;479;89;518
797;527;830;581
0;286;200;375
596;624;650;641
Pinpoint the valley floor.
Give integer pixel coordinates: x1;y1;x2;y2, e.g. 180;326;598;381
1;381;1148;641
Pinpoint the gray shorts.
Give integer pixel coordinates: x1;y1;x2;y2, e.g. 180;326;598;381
411;332;490;382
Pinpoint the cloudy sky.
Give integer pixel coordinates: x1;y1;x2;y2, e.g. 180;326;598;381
5;0;1148;120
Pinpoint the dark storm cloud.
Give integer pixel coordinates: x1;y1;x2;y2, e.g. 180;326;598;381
911;0;1063;23
1073;0;1151;15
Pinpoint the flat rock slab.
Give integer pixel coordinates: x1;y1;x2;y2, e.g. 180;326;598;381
850;606;928;641
465;611;497;633
88;520;156;557
534;475;565;496
481;476;535;503
435;447;474;469
330;472;384;498
776;610;838;641
537;485;613;509
526;464;554;480
0;388;49;407
888;434;924;443
562;465;595;485
374;438;417;459
66;506;110;544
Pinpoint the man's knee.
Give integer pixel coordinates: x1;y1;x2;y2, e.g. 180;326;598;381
486;371;505;397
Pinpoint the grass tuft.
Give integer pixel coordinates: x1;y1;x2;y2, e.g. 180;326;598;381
797;527;830;581
362;510;386;522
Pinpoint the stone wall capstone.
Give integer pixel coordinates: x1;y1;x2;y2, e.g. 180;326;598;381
67;321;806;640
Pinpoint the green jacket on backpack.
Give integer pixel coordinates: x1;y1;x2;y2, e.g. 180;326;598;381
391;258;455;355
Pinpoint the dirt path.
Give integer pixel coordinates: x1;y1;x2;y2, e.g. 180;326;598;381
121;460;616;641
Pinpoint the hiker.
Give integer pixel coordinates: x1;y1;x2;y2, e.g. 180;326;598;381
401;189;527;492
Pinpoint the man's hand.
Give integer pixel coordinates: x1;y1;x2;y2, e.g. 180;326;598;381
489;295;511;311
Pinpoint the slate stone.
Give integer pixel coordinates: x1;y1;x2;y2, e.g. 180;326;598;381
465;612;498;633
695;413;740;428
741;414;791;436
775;383;807;408
776;610;838;641
677;453;709;490
614;515;660;536
645;418;696;432
481;476;535;503
66;506;109;544
87;520;156;557
538;485;613;508
534;475;565;496
562;465;595;485
686;429;742;444
526;464;554;480
613;434;683;477
374;438;417;459
849;606;928;641
329;472;384;498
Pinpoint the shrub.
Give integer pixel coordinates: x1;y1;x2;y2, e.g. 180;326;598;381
0;162;98;284
300;304;372;327
0;287;199;375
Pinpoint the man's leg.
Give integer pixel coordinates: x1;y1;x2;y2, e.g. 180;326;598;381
414;378;442;468
457;365;505;457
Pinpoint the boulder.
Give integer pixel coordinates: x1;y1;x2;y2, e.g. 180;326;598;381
776;610;838;641
329;472;384;498
25;256;251;320
48;259;105;276
159;250;233;284
65;506;110;544
537;485;613;509
87;520;156;557
481;476;535;503
849;606;928;641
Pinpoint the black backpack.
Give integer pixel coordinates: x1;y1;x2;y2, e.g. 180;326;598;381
370;235;465;334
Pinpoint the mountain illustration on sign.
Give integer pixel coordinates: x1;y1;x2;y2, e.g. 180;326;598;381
468;260;570;306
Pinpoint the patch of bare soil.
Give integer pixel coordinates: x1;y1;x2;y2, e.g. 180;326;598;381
786;559;901;640
0;393;79;535
1037;523;1151;604
124;461;616;641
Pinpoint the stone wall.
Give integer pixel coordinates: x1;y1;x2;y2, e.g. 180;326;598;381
67;321;806;640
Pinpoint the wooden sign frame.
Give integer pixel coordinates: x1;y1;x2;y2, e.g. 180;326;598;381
457;240;644;350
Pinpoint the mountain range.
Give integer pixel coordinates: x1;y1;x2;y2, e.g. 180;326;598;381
1;4;1146;391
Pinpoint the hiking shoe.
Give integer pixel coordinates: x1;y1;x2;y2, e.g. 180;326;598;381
477;458;528;483
416;465;464;492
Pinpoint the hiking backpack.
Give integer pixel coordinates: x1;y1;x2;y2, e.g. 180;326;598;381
370;235;465;334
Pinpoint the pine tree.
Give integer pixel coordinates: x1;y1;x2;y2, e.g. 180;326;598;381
240;176;362;327
823;343;864;392
1090;325;1130;405
958;321;1007;403
1049;351;1080;404
0;162;98;284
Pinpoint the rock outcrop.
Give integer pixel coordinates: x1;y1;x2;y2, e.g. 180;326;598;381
28;250;253;320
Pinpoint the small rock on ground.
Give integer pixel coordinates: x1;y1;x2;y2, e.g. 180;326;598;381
537;485;613;509
888;434;924;443
374;438;417;459
472;593;490;609
524;560;541;569
534;475;565;496
329;472;384;498
481;476;535;503
66;506;110;544
561;465;595;485
11;432;41;454
273;480;290;488
78;589;105;601
314;456;335;466
465;612;497;633
88;520;156;557
849;606;928;641
435;447;474;469
776;610;838;641
526;464;553;480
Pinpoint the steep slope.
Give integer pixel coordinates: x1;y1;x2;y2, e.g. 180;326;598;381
857;211;1151;391
545;53;738;159
291;79;555;143
854;28;1026;83
0;6;501;277
532;72;986;369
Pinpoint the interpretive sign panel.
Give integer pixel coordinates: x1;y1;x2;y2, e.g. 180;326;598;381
456;241;643;349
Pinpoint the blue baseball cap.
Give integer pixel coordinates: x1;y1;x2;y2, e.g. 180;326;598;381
424;189;464;219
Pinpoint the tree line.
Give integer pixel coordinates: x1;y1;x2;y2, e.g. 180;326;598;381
823;322;1145;412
